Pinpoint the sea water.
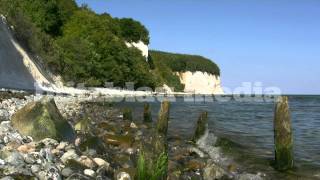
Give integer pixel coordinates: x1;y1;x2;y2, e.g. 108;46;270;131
115;95;320;179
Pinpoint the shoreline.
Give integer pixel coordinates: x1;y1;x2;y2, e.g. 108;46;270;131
1;92;319;179
0;92;266;180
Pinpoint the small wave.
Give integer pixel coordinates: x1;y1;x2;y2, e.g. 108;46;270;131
195;125;233;168
195;125;265;180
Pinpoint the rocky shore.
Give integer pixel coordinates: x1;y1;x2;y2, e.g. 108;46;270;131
0;91;264;180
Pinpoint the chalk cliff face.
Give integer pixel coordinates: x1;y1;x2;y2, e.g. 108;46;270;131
0;15;51;90
125;41;149;59
1;13;222;95
178;71;224;94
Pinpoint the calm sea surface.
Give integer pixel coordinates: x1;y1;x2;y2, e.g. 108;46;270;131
115;95;320;178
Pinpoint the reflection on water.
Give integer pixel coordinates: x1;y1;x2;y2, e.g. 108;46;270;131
114;95;320;178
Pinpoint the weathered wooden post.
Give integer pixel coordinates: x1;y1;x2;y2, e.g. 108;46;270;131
192;112;208;142
157;101;170;135
155;101;170;178
143;103;152;123
274;96;294;171
123;108;133;121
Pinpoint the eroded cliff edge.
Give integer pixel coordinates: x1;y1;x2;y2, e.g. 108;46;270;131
178;71;224;94
150;51;224;94
0;15;48;91
0;0;224;94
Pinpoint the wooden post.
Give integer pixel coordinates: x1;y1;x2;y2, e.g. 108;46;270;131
192;112;208;142
123;108;133;121
274;96;294;171
143;103;152;123
155;100;170;154
157;101;170;135
155;101;170;179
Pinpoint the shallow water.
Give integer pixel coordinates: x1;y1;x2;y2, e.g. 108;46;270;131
115;95;320;179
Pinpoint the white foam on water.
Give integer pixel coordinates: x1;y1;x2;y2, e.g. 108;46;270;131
196;125;266;179
196;125;230;166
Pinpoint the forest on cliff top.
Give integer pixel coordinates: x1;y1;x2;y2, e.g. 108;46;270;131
0;0;220;91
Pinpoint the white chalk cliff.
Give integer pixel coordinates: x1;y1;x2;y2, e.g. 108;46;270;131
178;71;224;94
124;40;224;95
2;13;223;95
125;41;149;60
0;15;51;90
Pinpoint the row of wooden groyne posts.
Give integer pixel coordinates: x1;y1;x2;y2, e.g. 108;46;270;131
122;96;294;179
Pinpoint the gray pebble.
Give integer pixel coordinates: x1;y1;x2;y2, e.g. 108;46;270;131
61;167;73;177
31;164;41;174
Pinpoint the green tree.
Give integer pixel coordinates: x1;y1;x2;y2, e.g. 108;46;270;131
0;0;219;91
117;18;150;44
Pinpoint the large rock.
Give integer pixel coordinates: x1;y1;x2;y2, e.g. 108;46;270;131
11;97;75;142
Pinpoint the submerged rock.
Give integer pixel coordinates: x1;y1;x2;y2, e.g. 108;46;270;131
11;97;75;142
203;161;228;180
97;122;118;133
75;118;91;133
237;173;263;180
185;159;206;171
78;135;105;154
103;134;134;147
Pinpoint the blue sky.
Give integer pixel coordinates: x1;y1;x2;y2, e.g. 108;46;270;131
76;0;320;94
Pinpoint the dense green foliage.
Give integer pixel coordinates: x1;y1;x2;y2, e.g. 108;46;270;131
150;50;220;75
116;18;150;44
55;9;154;87
0;0;72;80
148;54;184;92
149;51;220;91
0;0;154;88
0;0;220;91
